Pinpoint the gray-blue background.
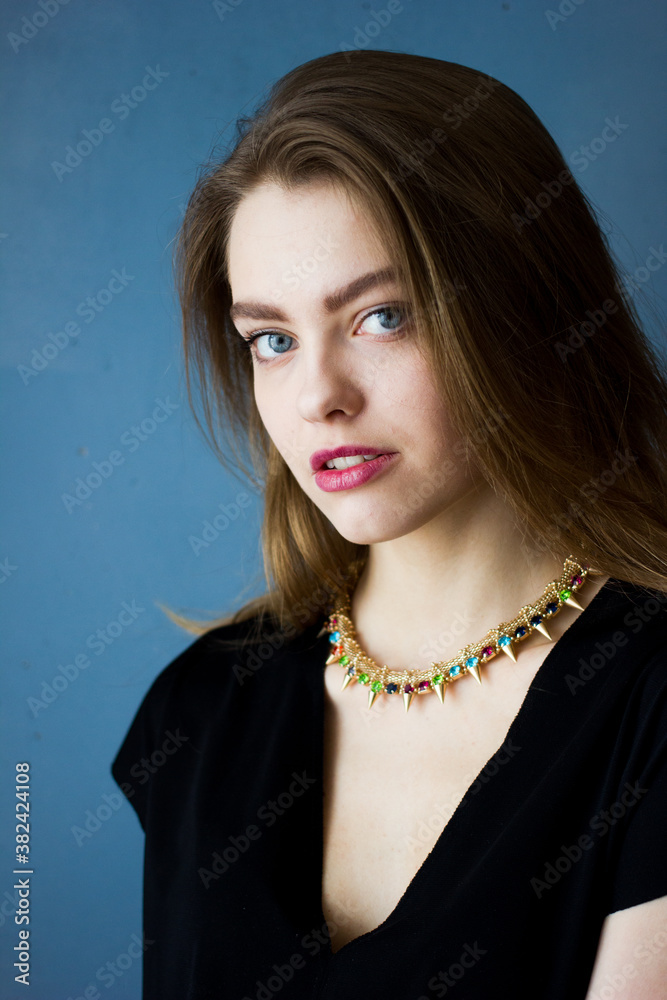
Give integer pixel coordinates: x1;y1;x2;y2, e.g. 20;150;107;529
1;0;665;996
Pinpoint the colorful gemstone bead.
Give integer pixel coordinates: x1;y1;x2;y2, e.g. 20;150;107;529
571;575;582;586
432;673;444;684
530;615;542;626
331;618;338;626
358;673;369;684
330;631;340;643
346;666;356;677
481;646;495;658
498;635;512;647
371;680;383;692
418;680;430;691
386;683;398;694
448;665;462;677
465;656;479;668
404;683;415;693
559;588;572;601
545;602;558;615
514;626;527;638
340;655;349;666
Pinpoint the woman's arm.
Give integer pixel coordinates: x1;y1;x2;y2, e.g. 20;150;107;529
585;894;667;999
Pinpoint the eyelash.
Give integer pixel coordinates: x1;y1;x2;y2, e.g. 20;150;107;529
238;304;409;365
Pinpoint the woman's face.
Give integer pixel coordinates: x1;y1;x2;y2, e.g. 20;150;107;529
227;180;481;545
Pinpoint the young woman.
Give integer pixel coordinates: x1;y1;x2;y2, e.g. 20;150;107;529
112;51;667;999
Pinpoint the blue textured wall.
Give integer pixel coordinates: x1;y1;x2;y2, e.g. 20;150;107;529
1;0;665;995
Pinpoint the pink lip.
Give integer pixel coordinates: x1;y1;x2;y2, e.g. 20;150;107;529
314;453;398;493
309;444;393;472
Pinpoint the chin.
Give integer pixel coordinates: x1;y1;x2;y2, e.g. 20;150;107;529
332;524;393;546
324;504;432;547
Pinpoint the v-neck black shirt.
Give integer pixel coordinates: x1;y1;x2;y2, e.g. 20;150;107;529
111;578;667;999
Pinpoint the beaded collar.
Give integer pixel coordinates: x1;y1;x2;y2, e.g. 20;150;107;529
323;556;590;712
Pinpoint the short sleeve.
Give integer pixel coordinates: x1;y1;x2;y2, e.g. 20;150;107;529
607;652;667;914
110;655;186;831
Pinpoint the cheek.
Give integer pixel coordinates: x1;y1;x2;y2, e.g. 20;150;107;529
379;356;453;440
254;383;308;473
253;376;286;436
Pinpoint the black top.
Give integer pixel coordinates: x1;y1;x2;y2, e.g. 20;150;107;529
111;578;667;1000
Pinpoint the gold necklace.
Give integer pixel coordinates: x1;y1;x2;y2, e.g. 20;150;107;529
324;556;591;712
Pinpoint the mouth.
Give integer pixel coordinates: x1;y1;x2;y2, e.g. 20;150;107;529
310;447;398;493
309;445;394;473
323;453;381;470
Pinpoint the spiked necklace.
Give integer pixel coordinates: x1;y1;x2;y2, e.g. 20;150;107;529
324;555;591;712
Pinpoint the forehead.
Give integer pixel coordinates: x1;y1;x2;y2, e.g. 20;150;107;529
226;180;387;286
229;179;363;235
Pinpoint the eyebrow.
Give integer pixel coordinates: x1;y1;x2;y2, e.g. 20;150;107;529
229;266;400;323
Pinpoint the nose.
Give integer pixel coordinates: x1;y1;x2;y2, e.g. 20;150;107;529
295;339;364;424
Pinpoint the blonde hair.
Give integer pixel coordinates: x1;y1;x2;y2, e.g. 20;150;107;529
173;50;667;635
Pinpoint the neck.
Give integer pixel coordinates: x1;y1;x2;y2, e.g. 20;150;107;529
350;483;572;669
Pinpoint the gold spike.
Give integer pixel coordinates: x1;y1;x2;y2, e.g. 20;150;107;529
340;671;355;691
403;691;414;713
500;642;517;662
326;652;342;666
533;621;552;640
317;624;328;638
433;680;446;704
368;689;380;709
467;662;482;685
563;594;583;611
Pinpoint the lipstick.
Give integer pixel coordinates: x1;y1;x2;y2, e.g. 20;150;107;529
311;454;398;493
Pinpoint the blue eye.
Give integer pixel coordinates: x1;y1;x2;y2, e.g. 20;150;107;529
360;306;407;335
241;305;408;364
243;330;294;364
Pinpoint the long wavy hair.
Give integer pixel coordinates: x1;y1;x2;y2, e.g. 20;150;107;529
173;49;667;635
